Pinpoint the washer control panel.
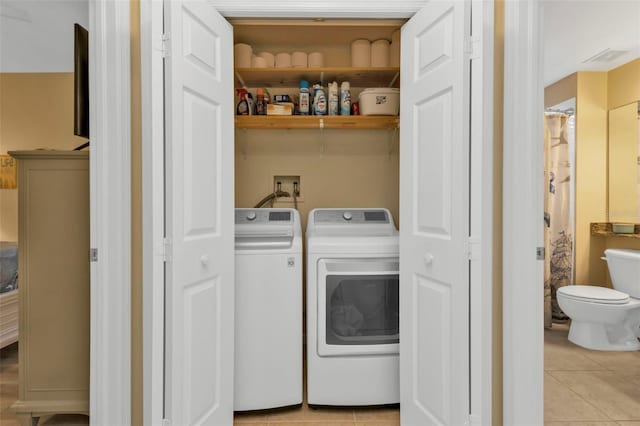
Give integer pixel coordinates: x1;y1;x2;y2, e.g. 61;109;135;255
313;209;389;224
235;209;292;224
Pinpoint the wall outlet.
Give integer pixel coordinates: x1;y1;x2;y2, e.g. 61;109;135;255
273;175;303;202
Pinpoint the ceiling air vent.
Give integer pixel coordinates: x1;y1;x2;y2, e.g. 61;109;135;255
582;48;629;63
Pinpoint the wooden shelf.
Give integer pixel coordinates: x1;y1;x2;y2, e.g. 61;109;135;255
234;67;400;88
591;222;640;239
235;115;399;130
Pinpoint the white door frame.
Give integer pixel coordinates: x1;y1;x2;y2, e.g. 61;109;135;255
139;1;494;425
502;1;544;425
89;0;132;425
140;1;166;425
470;2;495;424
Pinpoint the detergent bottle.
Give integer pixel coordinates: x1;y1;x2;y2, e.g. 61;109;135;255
236;88;250;115
299;80;310;115
312;83;327;116
340;81;351;116
246;90;255;115
328;81;339;115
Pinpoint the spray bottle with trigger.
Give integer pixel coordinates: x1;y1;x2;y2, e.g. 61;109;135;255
236;88;251;115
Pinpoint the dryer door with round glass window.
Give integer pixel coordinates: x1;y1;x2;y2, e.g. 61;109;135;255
317;258;399;357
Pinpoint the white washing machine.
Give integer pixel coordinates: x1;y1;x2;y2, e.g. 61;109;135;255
234;208;302;411
306;208;400;406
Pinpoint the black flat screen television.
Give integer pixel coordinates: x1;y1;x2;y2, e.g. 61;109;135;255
73;23;89;148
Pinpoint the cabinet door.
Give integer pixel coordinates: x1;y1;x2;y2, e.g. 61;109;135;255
17;154;90;406
164;1;235;425
399;1;471;425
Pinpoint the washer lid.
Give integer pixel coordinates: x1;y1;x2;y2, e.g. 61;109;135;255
558;285;630;304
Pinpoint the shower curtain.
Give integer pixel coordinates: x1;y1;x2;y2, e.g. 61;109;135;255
544;113;573;328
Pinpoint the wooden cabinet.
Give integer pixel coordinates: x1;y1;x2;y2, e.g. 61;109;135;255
8;151;89;426
232;19;402;130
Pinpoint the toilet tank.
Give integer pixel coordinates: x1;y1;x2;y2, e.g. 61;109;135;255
605;249;640;298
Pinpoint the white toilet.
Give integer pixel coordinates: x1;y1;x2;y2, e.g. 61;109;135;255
557;248;640;351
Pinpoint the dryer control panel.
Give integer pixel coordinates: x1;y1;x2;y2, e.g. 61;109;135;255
313;209;389;224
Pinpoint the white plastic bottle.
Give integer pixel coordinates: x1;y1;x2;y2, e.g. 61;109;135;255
299;80;310;115
313;83;327;116
328;81;339;115
340;81;351;116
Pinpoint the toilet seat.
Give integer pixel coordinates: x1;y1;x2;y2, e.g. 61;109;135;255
558;285;630;305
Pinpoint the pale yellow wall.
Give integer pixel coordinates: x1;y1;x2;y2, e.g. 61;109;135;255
234;130;399;229
0;73;87;241
607;58;640;225
608;58;640;110
574;72;609;285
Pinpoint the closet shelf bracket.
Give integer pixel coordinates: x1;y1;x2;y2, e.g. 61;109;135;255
319;119;325;158
388;71;399;88
235;71;247;89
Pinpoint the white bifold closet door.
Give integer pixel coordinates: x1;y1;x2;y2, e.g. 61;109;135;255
163;0;235;425
160;0;474;423
399;0;471;425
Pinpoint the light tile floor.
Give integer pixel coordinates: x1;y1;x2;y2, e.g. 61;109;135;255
1;323;638;425
544;323;640;425
234;404;400;426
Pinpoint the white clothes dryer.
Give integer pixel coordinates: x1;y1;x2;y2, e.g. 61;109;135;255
234;208;302;411
306;208;400;406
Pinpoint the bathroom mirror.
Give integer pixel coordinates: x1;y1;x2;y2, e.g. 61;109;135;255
608;100;640;223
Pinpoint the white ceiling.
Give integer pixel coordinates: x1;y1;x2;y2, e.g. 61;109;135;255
0;0;88;72
543;0;640;86
0;0;638;82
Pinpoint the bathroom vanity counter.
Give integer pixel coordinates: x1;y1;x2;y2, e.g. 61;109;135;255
591;222;640;239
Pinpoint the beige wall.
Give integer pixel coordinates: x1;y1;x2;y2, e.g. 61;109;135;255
0;190;17;242
234;130;399;228
605;237;640;252
492;1;504;424
130;0;143;424
544;73;577;109
0;73;87;241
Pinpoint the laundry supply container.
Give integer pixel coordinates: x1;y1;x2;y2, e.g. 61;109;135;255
358;88;400;115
